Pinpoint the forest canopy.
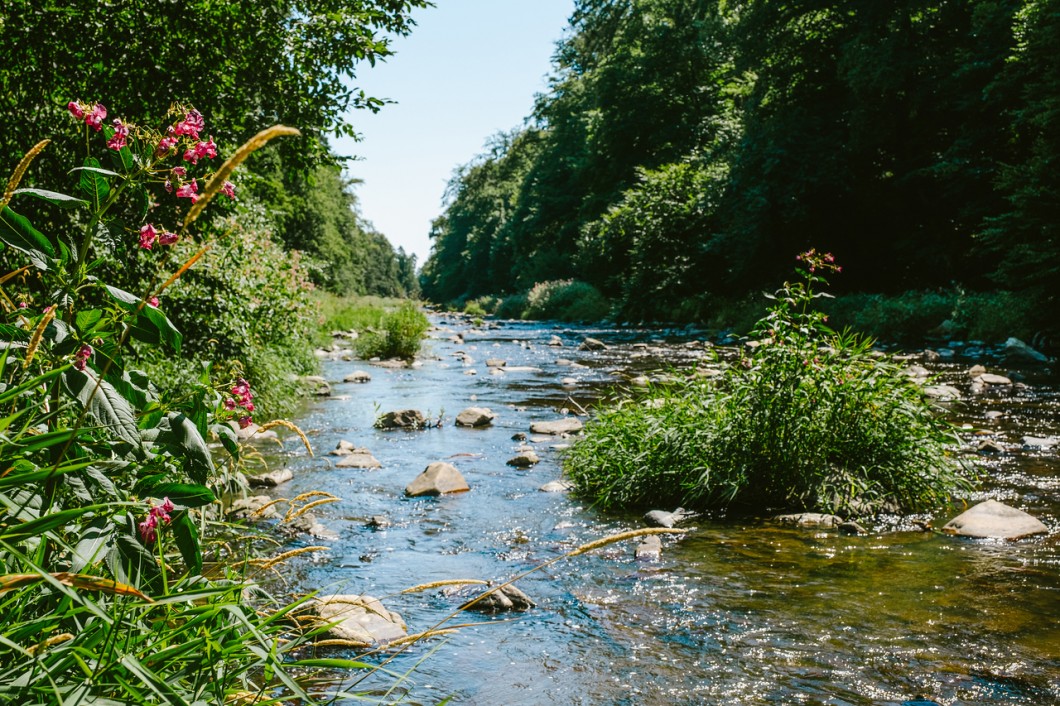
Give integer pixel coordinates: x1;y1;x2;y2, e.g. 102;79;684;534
421;0;1059;332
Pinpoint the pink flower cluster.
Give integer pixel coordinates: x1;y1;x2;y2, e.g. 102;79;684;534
183;137;217;165
68;101;107;131
139;497;175;543
73;344;93;371
796;249;842;274
107;118;130;151
138;223;179;250
225;378;255;428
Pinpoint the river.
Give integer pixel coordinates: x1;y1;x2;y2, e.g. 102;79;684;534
257;316;1059;705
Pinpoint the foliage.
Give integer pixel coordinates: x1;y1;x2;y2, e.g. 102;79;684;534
355;301;430;361
523;279;611;322
494;292;530;320
0;107;326;702
421;0;1057;336
564;252;973;517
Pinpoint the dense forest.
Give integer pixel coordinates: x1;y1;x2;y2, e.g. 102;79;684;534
421;0;1058;333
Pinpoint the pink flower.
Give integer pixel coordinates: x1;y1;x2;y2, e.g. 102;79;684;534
148;296;159;307
244;402;255;412
173;109;205;140
158;231;179;246
238;416;253;429
138;515;158;543
67;101;85;119
17;302;27;309
176;179;198;202
107;118;129;151
73;344;93;371
164;179;173;193
85;104;107;132
156;136;178;155
138;223;157;250
182;138;217;165
171;166;187;178
221;180;236;200
224;398;237;411
231;380;249;397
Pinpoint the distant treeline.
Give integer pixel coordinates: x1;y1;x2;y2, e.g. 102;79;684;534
421;0;1058;328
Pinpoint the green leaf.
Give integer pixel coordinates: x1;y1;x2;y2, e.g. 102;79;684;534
75;309;104;333
131;185;150;221
70;519;115;572
12;188;89;209
62;368;142;449
0;506;103;542
212;423;240;459
0;205;55;270
156;412;214;479
171;512;202;575
76;157;111;209
142;482;215;508
104;285;182;352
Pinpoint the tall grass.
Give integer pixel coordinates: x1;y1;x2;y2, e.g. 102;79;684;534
565;251;974;517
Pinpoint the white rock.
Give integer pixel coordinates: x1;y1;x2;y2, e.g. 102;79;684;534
530;418;584;435
405;462;470;497
344;370;372;383
455;407;496;428
335;450;381;468
312;595;407;646
942;499;1048;539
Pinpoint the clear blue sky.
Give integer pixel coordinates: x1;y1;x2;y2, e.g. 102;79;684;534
333;0;574;265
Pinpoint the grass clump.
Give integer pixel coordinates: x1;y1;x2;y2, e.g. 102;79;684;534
355;301;430;360
564;250;973;518
523;279;610;322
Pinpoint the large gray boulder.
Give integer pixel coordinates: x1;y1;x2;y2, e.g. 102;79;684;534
405;462;470;497
942;499;1048;539
312;595;407;646
1003;337;1050;364
578;337;607;351
376;409;426;430
455;407;496;428
530;418;584;436
301;375;332;396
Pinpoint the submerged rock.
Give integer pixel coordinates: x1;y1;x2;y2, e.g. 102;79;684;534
343;370;372;383
335;449;381;468
634;535;663;561
530;418;584;435
942;499;1048;539
312;594;407;646
539;480;573;493
773;513;842;528
405;462;470;497
284;512;339;540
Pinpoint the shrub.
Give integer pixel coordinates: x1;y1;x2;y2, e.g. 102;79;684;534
494;292;530;319
524;279;611;322
356;300;430;360
565;250;973;517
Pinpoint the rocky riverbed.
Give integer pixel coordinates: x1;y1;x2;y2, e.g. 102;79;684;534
246;315;1059;705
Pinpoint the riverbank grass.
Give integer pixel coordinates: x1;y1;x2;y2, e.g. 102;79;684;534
564;251;974;517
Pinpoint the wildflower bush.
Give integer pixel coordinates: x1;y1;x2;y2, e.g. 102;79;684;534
565;251;974;517
0;103;331;701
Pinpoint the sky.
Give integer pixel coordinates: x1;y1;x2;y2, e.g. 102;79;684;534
332;0;575;265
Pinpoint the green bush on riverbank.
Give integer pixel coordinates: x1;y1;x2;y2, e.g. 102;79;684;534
564;252;974;517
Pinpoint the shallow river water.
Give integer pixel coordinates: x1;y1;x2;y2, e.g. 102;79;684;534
258;317;1059;705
